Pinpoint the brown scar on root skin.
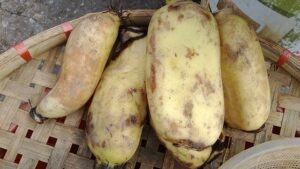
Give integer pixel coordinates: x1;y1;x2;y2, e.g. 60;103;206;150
183;101;193;118
186;48;199;59
140;88;146;99
171;139;207;151
168;4;180;12
125;115;139;126
225;42;248;61
170;121;179;132
148;34;156;55
157;17;171;30
158;17;163;26
86;112;94;135
178;14;184;21
194;74;215;96
167;0;212;21
128;88;137;95
163;21;171;30
101;141;106;148
150;64;157;92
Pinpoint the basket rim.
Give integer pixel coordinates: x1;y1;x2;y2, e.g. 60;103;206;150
220;138;300;169
0;8;299;82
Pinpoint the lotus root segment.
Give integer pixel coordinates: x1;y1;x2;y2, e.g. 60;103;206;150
86;38;147;168
216;12;270;131
146;1;224;167
32;13;120;122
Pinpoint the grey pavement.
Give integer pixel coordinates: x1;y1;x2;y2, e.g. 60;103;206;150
0;0;164;53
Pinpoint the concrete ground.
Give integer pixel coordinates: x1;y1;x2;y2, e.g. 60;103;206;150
0;0;164;53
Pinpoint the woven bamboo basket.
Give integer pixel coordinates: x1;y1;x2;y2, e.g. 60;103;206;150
0;7;300;169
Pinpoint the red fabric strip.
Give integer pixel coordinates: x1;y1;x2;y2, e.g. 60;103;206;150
14;43;32;62
277;49;291;66
62;22;73;38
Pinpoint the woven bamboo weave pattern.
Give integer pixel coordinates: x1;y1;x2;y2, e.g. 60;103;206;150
0;43;299;169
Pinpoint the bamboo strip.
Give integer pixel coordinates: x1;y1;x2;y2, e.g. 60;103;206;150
267;112;283;127
0;129;14;149
0;160;17;169
1;9;299;84
278;94;300;112
0;8;299;169
17;156;37;169
259;37;300;82
0;10;155;81
64;153;94;169
4;127;27;161
47;139;72;169
19;139;52;162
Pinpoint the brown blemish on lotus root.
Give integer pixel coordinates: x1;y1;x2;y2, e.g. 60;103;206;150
208;38;214;44
163;21;171;30
105;126;113;137
225;42;248;61
167;0;209;26
192;83;198;92
170;121;179;132
244;56;251;65
86;112;94;135
168;4;180;12
101;141;106;148
157;16;172;30
194;74;215;96
172;139;206;151
128;88;137;95
191;154;195;159
158;17;163;26
247;121;251;126
149;34;156;55
186;48;198;59
183;101;193;118
125;115;138;126
140;88;146;100
150;64;157;92
178;14;184;21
